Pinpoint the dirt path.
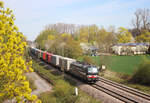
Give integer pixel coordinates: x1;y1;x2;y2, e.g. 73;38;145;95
26;72;52;95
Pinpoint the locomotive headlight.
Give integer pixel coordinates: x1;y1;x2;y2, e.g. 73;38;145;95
87;75;97;78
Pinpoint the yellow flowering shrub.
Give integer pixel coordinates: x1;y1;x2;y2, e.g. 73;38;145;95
0;1;41;103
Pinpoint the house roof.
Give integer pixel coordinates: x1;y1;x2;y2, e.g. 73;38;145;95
89;46;98;50
114;43;149;46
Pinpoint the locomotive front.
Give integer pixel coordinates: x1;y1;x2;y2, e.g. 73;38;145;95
86;66;99;83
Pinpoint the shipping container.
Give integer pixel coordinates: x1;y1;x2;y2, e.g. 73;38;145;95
51;55;62;66
46;53;53;63
38;50;41;58
59;57;76;71
36;49;41;57
40;51;43;58
43;52;46;60
41;51;44;59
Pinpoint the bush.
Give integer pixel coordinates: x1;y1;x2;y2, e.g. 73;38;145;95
82;56;97;65
54;80;78;103
130;57;150;85
39;92;57;103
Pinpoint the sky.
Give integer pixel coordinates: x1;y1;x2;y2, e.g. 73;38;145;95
2;0;150;41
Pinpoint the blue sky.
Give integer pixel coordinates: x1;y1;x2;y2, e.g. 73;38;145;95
2;0;150;41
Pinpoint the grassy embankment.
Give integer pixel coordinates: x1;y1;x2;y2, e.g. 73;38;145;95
31;58;101;103
92;55;150;94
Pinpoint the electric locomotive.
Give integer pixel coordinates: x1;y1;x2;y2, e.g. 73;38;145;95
69;61;99;83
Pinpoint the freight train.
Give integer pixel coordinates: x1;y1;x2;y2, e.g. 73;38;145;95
30;47;99;83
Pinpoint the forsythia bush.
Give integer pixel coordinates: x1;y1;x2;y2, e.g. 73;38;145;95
0;1;41;103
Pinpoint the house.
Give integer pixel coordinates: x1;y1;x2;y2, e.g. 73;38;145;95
80;43;99;56
111;43;149;55
89;46;99;56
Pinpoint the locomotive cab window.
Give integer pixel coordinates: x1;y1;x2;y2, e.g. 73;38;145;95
87;67;98;74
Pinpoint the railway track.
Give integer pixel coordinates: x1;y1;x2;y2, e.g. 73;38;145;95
92;83;136;103
91;77;150;103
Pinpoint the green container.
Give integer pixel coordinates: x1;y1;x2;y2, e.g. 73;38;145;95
41;52;43;59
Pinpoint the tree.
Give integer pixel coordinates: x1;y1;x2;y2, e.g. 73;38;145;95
45;35;55;51
131;8;150;37
45;23;76;34
78;26;89;42
117;27;133;43
96;27;116;52
136;30;150;43
64;37;82;59
132;9;142;31
0;2;40;102
78;24;99;43
88;24;99;44
141;9;150;30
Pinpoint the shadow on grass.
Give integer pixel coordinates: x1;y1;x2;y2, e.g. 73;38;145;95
39;62;45;66
63;73;85;86
63;76;77;86
50;70;62;76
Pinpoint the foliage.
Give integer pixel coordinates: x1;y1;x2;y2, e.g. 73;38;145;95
35;29;56;50
35;24;118;57
78;25;99;43
117;27;133;43
0;1;40;102
53;80;78;103
64;37;83;59
78;26;89;42
36;31;83;59
82;56;97;65
96;27;116;52
130;57;150;85
136;30;150;43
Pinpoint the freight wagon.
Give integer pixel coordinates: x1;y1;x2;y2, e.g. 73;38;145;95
59;57;76;71
51;55;62;67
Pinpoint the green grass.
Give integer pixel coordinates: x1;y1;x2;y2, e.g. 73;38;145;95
39;92;57;103
39;90;100;103
101;70;150;94
92;55;150;75
125;83;150;94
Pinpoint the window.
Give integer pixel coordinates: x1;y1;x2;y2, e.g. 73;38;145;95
88;67;98;73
